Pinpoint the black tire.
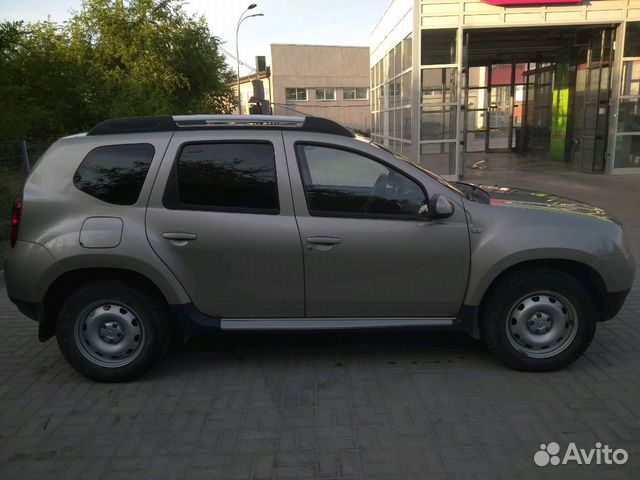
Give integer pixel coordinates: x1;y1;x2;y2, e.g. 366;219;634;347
482;268;597;371
56;279;171;382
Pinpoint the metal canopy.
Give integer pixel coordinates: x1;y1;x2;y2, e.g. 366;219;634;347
465;24;616;66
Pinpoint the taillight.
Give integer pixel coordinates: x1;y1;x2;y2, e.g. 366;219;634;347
9;196;22;248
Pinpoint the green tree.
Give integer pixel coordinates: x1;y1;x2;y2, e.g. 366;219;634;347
0;0;236;141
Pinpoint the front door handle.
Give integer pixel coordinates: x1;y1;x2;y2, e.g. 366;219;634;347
306;236;341;245
162;232;198;241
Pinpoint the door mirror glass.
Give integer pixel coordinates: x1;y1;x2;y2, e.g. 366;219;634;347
434;194;454;217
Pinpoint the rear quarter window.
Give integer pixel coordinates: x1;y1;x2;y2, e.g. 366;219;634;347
73;143;155;205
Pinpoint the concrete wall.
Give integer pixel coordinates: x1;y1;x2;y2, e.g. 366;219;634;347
270;44;371;132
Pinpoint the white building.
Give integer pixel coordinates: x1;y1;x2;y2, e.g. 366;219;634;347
371;0;640;178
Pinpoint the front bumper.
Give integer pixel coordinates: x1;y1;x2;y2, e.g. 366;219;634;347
592;255;636;295
601;289;631;321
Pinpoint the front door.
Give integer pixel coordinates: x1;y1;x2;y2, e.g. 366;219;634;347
145;130;304;318
284;134;470;318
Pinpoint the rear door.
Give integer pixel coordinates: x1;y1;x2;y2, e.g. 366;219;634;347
145;130;304;318
283;132;470;318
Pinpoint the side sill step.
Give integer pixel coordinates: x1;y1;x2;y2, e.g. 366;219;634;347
220;317;455;331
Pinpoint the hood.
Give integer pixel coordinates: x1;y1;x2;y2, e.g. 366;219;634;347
477;184;620;224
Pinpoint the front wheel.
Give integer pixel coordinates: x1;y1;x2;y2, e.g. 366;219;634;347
482;268;597;371
57;279;171;382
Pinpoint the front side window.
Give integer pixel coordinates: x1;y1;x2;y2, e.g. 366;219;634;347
343;87;369;100
166;142;279;213
296;144;426;219
315;88;336;101
73;143;155;205
286;88;307;101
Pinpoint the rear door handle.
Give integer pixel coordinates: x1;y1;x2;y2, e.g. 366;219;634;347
306;236;341;245
162;232;198;241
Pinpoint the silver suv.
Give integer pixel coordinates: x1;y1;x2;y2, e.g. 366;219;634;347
4;115;635;381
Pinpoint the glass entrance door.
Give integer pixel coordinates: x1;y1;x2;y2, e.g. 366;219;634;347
488;85;512;150
465;63;526;153
580;28;615;172
487;64;515;152
465;66;489;152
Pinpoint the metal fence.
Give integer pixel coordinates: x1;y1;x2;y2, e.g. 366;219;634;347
1;140;54;249
0;140;54;173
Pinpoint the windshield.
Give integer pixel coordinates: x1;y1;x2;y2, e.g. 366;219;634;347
358;137;466;198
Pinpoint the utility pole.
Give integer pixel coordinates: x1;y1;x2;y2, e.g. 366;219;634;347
236;4;263;115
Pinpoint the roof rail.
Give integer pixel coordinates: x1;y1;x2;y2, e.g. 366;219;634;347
86;115;354;138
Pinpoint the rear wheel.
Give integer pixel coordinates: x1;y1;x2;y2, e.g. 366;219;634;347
57;279;171;382
482;268;596;371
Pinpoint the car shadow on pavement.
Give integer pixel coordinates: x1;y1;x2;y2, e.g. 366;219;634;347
148;329;494;378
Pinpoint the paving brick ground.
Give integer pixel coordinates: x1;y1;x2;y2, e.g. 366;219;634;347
1;156;639;479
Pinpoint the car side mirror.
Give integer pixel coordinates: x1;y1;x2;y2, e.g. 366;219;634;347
418;194;454;220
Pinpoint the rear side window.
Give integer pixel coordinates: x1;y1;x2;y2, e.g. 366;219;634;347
165;142;279;214
73;143;155;205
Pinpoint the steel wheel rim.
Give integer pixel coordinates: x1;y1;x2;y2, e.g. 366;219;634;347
505;291;578;358
74;301;145;368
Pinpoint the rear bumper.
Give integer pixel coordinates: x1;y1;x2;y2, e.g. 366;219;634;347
4;241;65;304
10;297;43;323
8;297;55;341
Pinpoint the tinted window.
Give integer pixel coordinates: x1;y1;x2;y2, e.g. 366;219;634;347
172;142;278;213
74;143;155;205
296;145;426;219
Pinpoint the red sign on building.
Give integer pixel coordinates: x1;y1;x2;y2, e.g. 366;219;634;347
483;0;582;5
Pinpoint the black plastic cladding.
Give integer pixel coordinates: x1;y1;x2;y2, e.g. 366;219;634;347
86;115;355;138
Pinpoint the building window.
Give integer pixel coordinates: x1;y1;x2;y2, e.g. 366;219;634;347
624;22;640;57
74;143;155;205
421;29;457;66
315;88;336;101
286;88;307;101
615;22;640;168
421;68;457;104
165;142;279;214
343;87;369;100
420;143;455;176
402;34;412;71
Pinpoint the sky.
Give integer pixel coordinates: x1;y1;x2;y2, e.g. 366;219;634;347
0;0;391;75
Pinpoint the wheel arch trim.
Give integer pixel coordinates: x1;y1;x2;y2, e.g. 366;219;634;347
458;256;610;340
39;266;188;342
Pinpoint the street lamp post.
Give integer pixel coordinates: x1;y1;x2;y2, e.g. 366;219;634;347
236;4;263;115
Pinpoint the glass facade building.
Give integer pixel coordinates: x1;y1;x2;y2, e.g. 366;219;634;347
371;0;640;179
